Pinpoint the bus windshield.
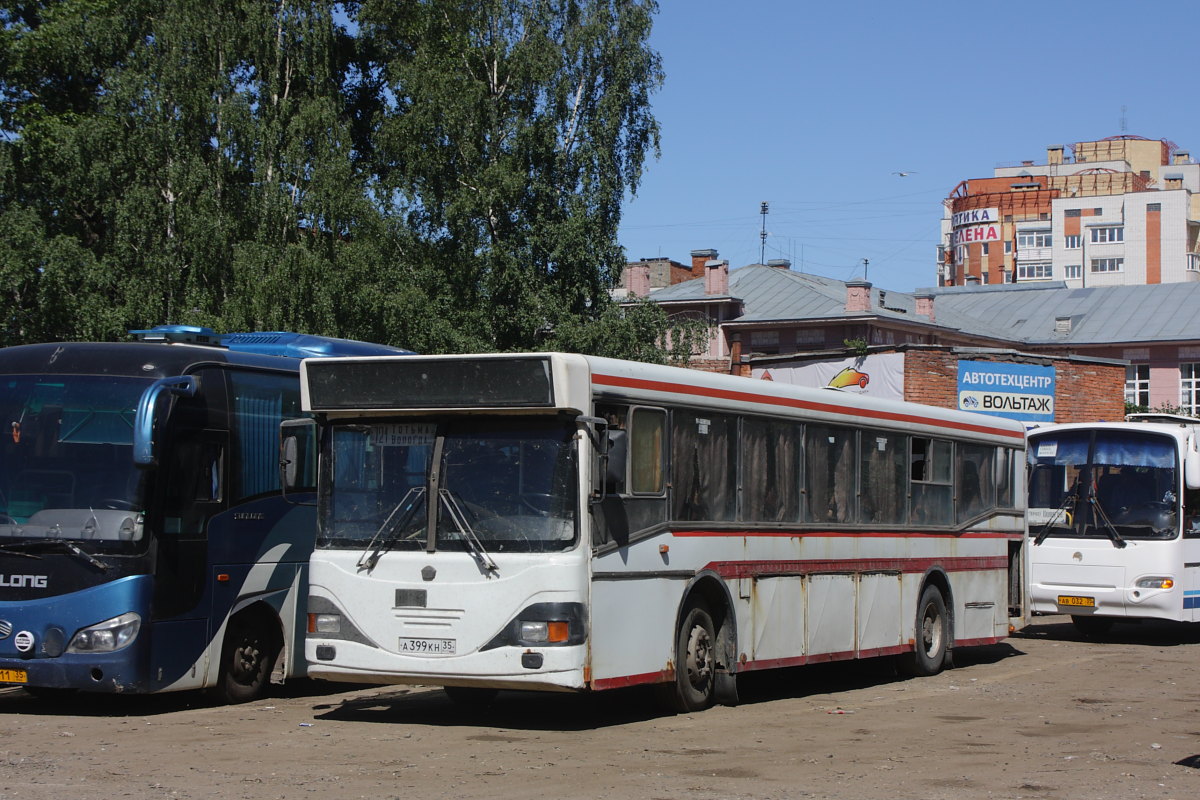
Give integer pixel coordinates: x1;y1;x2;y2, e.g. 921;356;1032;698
0;375;148;544
320;417;577;554
1028;429;1179;541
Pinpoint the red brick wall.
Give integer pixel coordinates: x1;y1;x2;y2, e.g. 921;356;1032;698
902;349;1124;423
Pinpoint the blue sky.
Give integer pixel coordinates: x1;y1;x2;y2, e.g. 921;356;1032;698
618;1;1200;292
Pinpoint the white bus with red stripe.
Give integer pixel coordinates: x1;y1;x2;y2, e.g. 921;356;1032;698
291;353;1027;711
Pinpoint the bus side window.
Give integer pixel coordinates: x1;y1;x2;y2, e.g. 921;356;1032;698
1185;488;1200;538
910;437;953;526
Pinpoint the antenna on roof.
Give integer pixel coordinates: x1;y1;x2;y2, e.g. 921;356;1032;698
760;201;769;265
1120;104;1127;133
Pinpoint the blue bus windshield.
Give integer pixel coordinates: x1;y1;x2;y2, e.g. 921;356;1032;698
0;375;148;542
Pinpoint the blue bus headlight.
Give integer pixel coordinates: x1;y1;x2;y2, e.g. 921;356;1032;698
67;613;142;653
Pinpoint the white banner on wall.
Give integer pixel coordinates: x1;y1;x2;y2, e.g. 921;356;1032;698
752;353;905;400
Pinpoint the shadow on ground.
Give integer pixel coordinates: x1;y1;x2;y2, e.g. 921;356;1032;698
309;641;1024;732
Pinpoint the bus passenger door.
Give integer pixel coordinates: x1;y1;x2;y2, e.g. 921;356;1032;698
1184;510;1200;622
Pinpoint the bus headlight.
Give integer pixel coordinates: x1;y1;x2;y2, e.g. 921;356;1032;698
309;613;342;634
1135;577;1174;590
518;620;570;644
67;612;141;653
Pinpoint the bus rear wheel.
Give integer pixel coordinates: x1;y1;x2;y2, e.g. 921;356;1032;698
210;612;280;704
898;584;950;677
656;603;716;713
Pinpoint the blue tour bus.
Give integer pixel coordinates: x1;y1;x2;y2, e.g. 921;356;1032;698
0;325;408;702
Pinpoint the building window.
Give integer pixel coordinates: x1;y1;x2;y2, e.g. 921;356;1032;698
981;243;989;255
1017;230;1052;249
1091;226;1124;243
1004;240;1012;254
1093;208;1103;215
1064;234;1081;249
1064;208;1082;218
981;272;989;284
750;330;779;352
1064;264;1082;279
1147;203;1161;212
1091;257;1124;273
1182;364;1200;416
1189;253;1200;272
1016;262;1053;280
1125;365;1150;408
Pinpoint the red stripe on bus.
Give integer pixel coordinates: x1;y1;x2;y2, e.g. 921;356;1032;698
701;555;1009;578
672;529;1018;539
593;373;1025;441
592;637;1003;690
591;670;673;691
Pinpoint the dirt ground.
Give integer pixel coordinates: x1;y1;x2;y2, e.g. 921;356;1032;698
1;614;1199;800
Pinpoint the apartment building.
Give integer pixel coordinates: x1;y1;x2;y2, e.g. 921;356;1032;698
941;136;1200;287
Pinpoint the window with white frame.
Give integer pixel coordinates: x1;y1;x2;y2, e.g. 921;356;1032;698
1182;364;1200;415
1091;257;1123;273
1125;364;1149;408
1017;230;1052;249
1064;264;1082;279
1189;253;1200;272
1064;234;1081;249
1090;226;1123;243
1016;262;1053;280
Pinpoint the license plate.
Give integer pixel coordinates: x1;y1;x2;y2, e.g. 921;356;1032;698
1057;595;1096;607
398;637;456;655
0;668;28;684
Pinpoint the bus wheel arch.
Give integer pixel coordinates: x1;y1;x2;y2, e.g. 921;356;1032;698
898;571;954;677
656;572;739;712
209;603;284;704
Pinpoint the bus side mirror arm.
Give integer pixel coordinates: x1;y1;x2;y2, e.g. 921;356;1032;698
133;376;199;467
1186;449;1200;490
280;418;318;506
575;415;610;504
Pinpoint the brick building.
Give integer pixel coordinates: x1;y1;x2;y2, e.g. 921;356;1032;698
621;250;1200;424
941;135;1200;287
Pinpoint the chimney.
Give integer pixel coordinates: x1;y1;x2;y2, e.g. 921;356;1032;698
1175;151;1190;165
1054;315;1072;334
626;263;651;297
766;258;791;269
965;274;980;286
845;279;872;313
1047;145;1064;165
704;259;729;296
1165;174;1184;190
914;292;935;322
691;248;718;280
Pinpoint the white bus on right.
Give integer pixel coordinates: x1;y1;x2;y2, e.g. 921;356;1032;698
1027;414;1200;635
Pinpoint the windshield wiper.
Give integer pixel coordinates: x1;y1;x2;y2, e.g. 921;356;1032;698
1087;492;1128;549
5;538;112;570
439;489;499;576
357;486;426;571
1033;489;1079;546
0;545;43;560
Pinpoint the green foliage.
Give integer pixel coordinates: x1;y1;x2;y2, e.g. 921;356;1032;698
843;337;869;357
0;0;669;361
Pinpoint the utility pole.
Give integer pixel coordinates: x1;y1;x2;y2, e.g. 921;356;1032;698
760;201;769;265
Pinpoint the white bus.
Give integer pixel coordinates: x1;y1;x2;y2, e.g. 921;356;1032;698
1028;416;1200;634
288;353;1027;711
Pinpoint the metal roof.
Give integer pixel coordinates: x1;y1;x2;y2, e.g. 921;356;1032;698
641;265;1200;346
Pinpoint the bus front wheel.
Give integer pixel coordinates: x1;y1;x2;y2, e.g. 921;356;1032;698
657;603;716;713
211;612;280;704
898;584;951;677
